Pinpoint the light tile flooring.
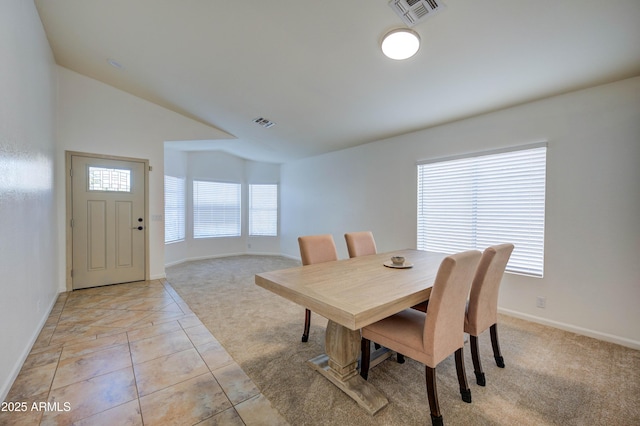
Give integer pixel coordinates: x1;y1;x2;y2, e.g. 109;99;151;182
1;280;288;425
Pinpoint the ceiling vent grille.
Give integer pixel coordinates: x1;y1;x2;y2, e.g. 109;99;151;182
389;0;445;27
253;117;276;128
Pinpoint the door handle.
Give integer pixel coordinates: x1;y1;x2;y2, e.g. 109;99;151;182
132;226;144;230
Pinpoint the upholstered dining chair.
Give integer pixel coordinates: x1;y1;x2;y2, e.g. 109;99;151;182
298;234;339;342
344;231;394;356
360;250;482;426
344;231;377;258
465;243;514;386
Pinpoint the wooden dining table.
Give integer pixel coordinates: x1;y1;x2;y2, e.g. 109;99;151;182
255;248;448;414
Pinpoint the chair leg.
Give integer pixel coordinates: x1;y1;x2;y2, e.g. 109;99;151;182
455;348;472;403
360;338;371;380
490;323;505;368
469;335;486;386
370;342;404;364
302;309;311;342
411;300;429;312
425;366;443;426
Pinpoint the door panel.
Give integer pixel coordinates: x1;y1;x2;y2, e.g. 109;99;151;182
72;155;146;289
88;200;107;271
115;201;133;268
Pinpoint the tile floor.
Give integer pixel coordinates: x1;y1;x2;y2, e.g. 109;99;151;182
1;280;288;425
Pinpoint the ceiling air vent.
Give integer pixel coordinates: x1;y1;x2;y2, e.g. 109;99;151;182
388;0;445;27
253;117;276;128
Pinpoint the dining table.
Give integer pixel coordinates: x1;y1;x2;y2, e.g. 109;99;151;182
255;248;448;414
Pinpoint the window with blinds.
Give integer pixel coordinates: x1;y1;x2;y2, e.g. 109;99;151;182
417;144;547;277
193;180;241;238
249;184;278;236
164;175;185;243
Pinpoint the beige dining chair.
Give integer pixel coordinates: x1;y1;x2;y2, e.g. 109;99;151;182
465;243;514;386
298;234;339;342
344;231;396;357
360;250;482;426
344;231;377;258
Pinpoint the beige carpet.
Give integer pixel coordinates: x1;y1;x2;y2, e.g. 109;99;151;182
166;255;640;426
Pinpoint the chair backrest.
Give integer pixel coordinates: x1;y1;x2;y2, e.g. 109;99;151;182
465;243;514;335
298;234;339;266
344;231;377;258
423;250;482;365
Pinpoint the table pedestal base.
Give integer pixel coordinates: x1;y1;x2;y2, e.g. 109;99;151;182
306;319;388;415
307;354;388;415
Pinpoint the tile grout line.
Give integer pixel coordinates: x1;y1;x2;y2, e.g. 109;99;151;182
40;296;66;425
126;329;146;426
171;283;265;423
178;313;239;423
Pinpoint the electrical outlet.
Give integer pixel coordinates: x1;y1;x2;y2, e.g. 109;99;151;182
536;296;546;308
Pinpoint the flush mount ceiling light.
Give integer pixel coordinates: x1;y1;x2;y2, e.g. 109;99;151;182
381;28;420;60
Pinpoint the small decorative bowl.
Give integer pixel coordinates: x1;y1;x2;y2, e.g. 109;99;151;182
391;256;405;265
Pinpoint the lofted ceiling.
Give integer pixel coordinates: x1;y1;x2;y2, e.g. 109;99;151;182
35;0;640;163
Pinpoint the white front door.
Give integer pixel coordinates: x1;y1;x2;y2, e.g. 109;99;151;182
71;155;146;289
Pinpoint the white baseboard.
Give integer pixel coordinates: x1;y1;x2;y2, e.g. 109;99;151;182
164;252;301;269
0;293;60;402
499;308;640;350
164;252;246;268
279;253;301;261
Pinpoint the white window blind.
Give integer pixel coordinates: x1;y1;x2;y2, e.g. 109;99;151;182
249;184;278;236
193;181;241;238
164;175;185;243
417;145;547;277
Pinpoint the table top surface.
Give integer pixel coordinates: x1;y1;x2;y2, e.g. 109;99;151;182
255;249;448;330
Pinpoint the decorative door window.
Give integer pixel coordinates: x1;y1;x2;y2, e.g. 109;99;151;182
88;167;131;192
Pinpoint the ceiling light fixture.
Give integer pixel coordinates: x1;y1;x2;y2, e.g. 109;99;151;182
381;28;420;60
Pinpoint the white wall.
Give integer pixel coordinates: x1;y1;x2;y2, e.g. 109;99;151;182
164;149;189;264
54;67;231;287
164;150;281;266
280;77;640;348
0;0;59;401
